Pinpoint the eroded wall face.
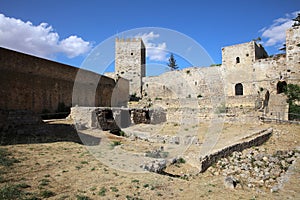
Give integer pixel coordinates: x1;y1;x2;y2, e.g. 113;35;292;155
286;26;300;85
115;38;145;97
222;41;257;97
142;67;224;100
0;47;115;113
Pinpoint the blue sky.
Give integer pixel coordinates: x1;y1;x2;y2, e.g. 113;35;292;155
0;0;299;76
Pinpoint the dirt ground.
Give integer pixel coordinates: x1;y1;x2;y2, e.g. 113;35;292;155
0;120;299;200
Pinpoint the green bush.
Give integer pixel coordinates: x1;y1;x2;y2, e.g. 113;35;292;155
284;84;300;120
284;84;300;103
288;103;300;120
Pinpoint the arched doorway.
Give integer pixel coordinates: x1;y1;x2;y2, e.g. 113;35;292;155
235;83;243;95
277;81;287;94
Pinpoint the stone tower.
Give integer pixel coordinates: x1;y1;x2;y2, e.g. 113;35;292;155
221;41;268;96
286;26;300;85
115;38;146;97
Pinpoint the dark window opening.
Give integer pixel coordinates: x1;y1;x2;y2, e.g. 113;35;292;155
236;57;240;64
277;81;287;94
246;53;249;57
287;69;291;72
235;83;243;95
103;109;114;120
131;53;133;55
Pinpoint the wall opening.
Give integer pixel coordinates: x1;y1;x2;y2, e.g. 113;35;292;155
236;57;240;64
277;81;287;94
235;83;243;95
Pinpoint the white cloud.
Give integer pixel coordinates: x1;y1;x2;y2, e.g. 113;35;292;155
60;36;91;58
135;32;168;62
0;13;92;58
260;11;299;47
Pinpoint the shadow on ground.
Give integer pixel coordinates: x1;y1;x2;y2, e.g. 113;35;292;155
0;123;101;146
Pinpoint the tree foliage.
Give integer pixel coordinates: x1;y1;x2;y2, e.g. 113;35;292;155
284;84;300;104
284;84;300;120
292;13;300;27
167;53;178;70
279;43;286;52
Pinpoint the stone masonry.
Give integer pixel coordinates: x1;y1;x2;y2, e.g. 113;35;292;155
115;38;146;97
140;26;299;121
0;47;122;114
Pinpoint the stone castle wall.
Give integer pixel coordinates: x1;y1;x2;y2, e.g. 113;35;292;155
0;47;117;114
143;67;224;100
141;27;299;121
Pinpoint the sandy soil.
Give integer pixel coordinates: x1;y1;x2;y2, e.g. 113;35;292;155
0;120;299;200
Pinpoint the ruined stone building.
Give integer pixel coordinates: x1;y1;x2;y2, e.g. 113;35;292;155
112;26;299;121
0;25;299;122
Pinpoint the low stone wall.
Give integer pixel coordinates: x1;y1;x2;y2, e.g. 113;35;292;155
0;109;42;133
198;128;273;172
70;107;166;130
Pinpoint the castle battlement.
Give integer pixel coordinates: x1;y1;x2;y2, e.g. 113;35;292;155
115;37;143;42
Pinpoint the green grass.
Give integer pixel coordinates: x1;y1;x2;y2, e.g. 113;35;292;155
131;179;139;183
177;157;186;164
39;179;50;186
76;194;91;200
0;148;19;167
16;183;31;189
110;186;119;192
98;187;106;196
111;141;121;147
119;131;126;137
0;184;24;200
40;189;55;198
75;165;82;170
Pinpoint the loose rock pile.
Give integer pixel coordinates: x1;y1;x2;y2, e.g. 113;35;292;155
141;159;167;173
209;148;299;191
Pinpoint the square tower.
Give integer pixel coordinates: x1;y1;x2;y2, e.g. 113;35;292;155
115;38;146;97
221;41;268;96
222;41;268;68
286;26;300;75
